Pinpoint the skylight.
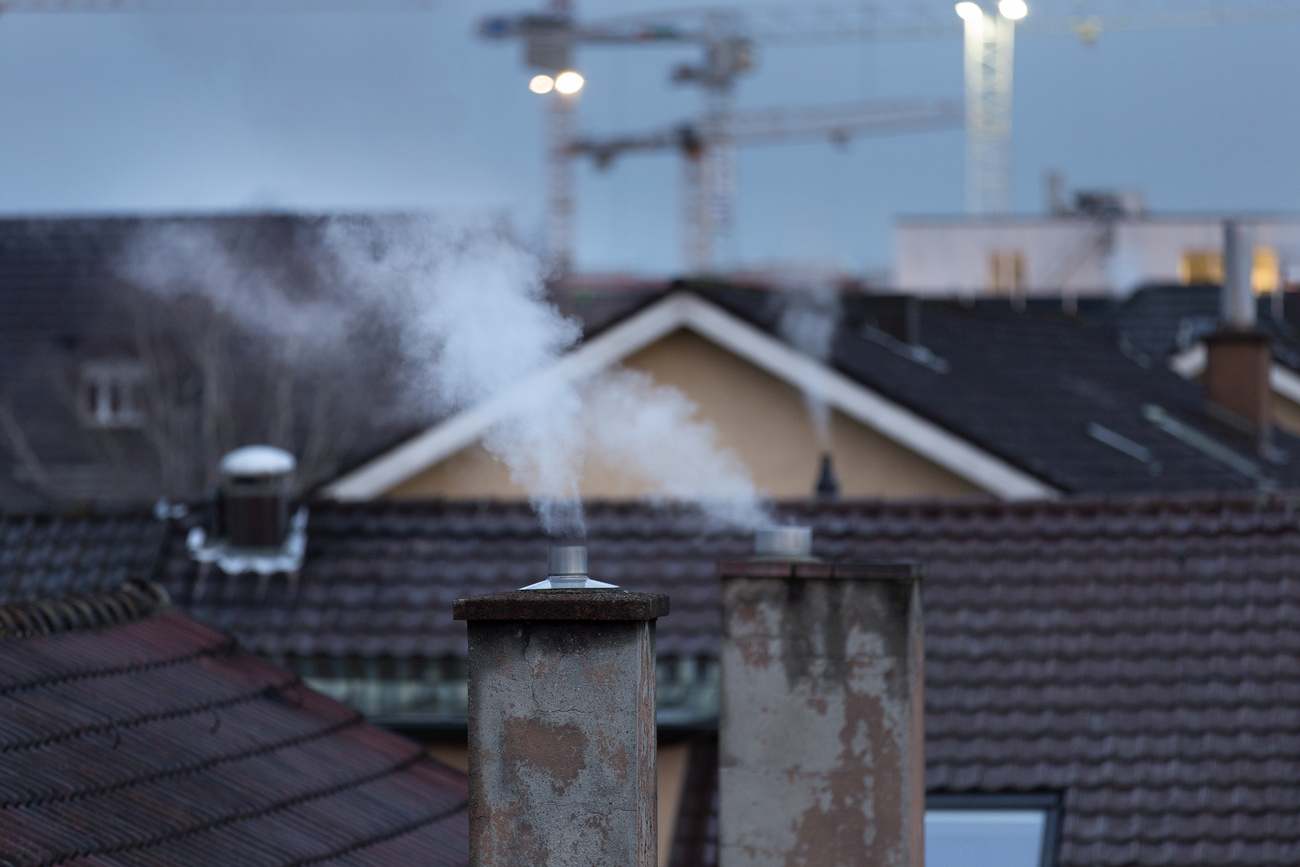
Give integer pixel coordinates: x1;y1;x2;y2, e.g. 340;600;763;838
926;794;1060;867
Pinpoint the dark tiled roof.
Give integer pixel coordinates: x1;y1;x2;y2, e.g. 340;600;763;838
142;495;1300;866
157;500;749;660
1088;283;1300;371
676;284;1300;494
0;580;469;866
0;510;167;603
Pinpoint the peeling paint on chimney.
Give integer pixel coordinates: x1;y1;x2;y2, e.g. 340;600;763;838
717;557;924;867
455;588;669;867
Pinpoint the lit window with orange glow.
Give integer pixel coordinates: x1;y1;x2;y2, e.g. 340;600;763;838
1180;250;1223;285
1251;246;1280;294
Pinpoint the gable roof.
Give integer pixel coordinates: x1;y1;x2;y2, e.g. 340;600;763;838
0;578;469;866
324;290;1057;501
698;285;1300;494
330;282;1300;500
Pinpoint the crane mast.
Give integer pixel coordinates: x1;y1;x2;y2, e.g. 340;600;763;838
571;98;963;272
481;0;1300;270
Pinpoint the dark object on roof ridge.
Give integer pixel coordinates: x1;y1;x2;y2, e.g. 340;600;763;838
0;578;170;639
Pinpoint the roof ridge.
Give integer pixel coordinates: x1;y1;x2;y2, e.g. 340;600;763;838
0;579;171;640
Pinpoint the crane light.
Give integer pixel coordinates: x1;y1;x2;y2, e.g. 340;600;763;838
555;71;585;94
999;0;1028;20
955;2;983;21
529;74;555;94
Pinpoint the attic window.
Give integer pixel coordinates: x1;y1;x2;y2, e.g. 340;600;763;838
989;251;1025;295
79;361;145;429
926;793;1061;867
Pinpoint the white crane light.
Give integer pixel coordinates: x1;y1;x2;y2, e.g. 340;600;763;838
555;70;585;94
529;74;555;94
955;2;983;21
999;0;1028;20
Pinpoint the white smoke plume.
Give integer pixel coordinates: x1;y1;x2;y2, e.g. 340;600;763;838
584;369;768;530
122;214;771;537
774;280;842;449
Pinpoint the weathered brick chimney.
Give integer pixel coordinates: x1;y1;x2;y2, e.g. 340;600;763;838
1205;221;1272;438
717;527;924;867
454;546;668;867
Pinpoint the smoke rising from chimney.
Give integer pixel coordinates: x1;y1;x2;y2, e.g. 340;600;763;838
121;215;771;537
774;281;842;449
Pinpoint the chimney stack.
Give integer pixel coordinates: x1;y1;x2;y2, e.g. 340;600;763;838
454;548;668;867
717;529;924;867
217;445;295;549
1204;221;1272;438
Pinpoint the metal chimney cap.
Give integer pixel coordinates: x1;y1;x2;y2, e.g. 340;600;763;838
219;446;296;478
520;545;618;590
548;544;587;578
754;526;813;560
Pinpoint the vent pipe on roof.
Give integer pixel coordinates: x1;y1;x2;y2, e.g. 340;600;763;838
814;453;840;499
1204;222;1273;442
1222;220;1256;331
520;544;617;590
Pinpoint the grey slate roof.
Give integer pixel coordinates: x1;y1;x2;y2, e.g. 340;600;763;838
5;493;1300;865
640;283;1300;494
1086;282;1300;371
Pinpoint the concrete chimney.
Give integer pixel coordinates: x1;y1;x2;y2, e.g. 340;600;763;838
717;529;924;867
1205;221;1273;437
454;553;668;867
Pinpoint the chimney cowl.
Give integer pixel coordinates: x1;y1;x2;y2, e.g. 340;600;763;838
217;445;296;551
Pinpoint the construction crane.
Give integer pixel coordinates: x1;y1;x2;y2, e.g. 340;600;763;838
570;98;964;271
481;0;1300;270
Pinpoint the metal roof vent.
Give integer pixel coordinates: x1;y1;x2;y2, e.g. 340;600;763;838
187;445;307;576
521;544;618;590
753;526;815;560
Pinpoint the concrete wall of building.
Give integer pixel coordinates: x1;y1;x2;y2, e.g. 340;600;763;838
895;215;1300;296
387;329;981;501
896;220;1106;295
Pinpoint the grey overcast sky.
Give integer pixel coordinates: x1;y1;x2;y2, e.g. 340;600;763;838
0;1;1298;276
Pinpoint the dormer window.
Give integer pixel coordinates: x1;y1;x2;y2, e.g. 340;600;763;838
79;360;145;429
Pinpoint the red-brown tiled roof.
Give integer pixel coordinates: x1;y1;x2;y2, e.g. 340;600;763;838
0;581;469;867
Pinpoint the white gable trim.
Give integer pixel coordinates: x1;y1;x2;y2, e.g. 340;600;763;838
324;291;1058;501
1168;342;1300;404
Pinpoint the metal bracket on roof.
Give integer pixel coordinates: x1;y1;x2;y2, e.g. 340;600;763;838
1141;404;1277;490
1086;422;1162;476
861;325;949;373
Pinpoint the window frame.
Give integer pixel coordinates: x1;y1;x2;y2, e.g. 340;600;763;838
926;791;1063;867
